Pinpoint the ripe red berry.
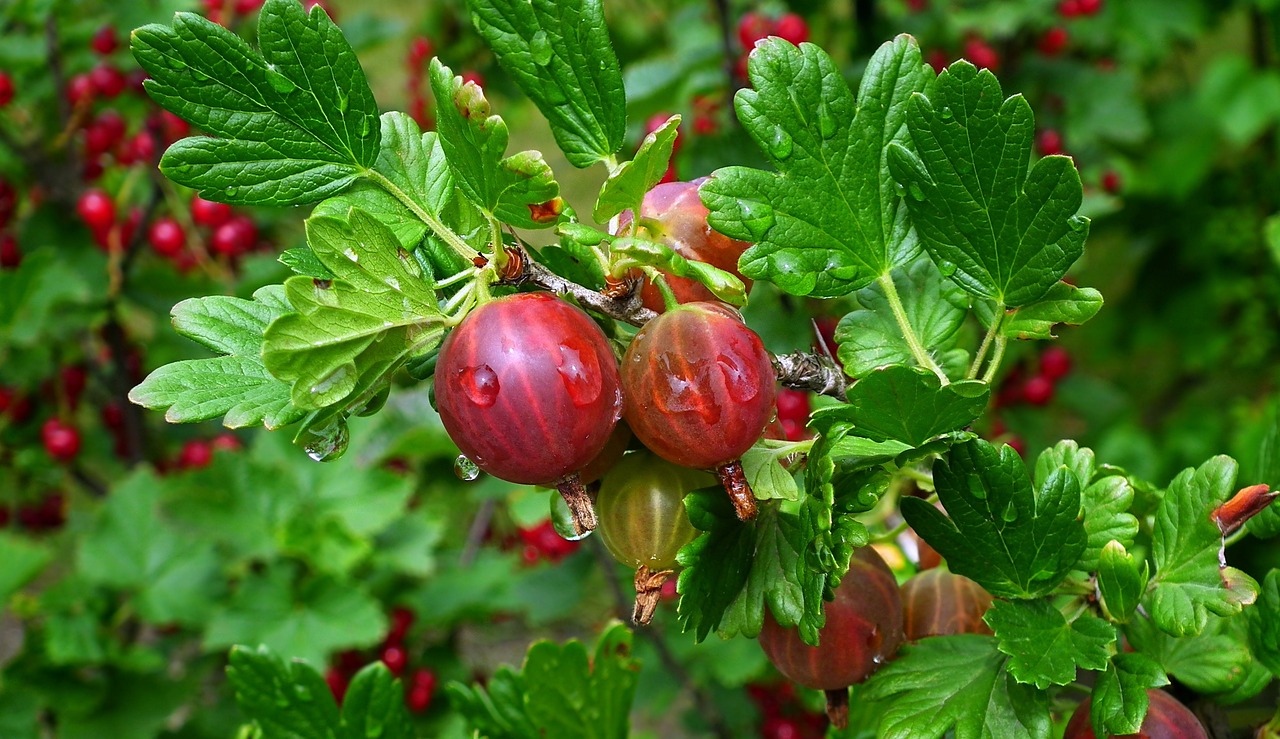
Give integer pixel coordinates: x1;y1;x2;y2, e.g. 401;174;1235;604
1058;0;1082;17
177;439;213;469
211;433;242;452
235;0;266;13
153;110;190;142
387;606;415;645
1021;375;1055;406
692;113;718;136
926;49;949;75
1101;169;1122;194
1076;0;1103;15
405;668;437;713
66;73;96;105
773;13;808;45
0;233;20;269
102;402;125;430
0;72;13;107
380;645;407;677
758;546;904;729
1064;689;1206;739
734;52;751;83
1036;128;1063;156
41;418;81;462
621;302;775;520
210;215;258;256
59;365;87;408
89;63;126;98
434;293;623;533
774;388;811;441
408;36;433;67
77;189;115;230
190;196;232;228
963;38;1000;71
1038;27;1069;56
18;494;65;532
84;111;126;156
460;70;485;88
92;25;119;55
1039;346;1073;381
737;11;773;49
325;668;348;703
761;717;804;739
148;217;186;258
906;0;928;11
0;179;16;227
900;569;994;641
644;112;679;154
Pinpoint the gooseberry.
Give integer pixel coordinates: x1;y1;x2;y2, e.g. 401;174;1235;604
1064;689;1207;739
900;568;993;641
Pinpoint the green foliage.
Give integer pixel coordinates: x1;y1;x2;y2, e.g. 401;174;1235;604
1088;654;1169;737
983;599;1114;689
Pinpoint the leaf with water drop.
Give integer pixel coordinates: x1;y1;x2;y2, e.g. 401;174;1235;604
132;0;380;205
430;59;561;230
901;439;1086;599
466;0;626;168
887;61;1089;307
700;34;932;298
226;645;341;737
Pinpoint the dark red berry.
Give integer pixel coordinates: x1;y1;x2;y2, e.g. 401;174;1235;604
0;233;19;269
0;72;13;107
92;25;119;55
153;110;190;142
235;0;265;13
210;215;258;256
1064;689;1206;738
408;36;433;67
190;196;232;228
0;179;15;227
1101;169;1121;194
380;645;407;677
17;494;65;531
906;0;928;11
102;402;124;430
900;568;993;641
963;38;999;71
59;365;87;408
1037;129;1063;156
325;668;348;703
460;70;485;88
1039;346;1072;381
387;606;415;645
77;189;115;230
405;668;437;713
177;439;213;469
1076;0;1102;15
1021;375;1054;406
761;717;804;739
66;73;96;105
737;11;772;49
90;64;126;98
119;130;157;165
211;433;242;452
84;111;126;156
1058;0;1082;17
0;387;33;423
926;49;949;75
773;13;808;45
1038;27;1069;56
644;112;679;155
41;418;81;462
148;217;186;258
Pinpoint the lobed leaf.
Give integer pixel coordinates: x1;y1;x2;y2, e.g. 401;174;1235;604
226;645;341;739
814;365;988;447
594;114;680;222
983;598;1114;689
1089;654;1169;737
1000;281;1103;339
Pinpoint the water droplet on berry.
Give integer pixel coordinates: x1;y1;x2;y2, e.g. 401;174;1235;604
718;347;760;403
530;31;553;66
300;417;350;462
458;364;500;407
550;493;592;541
555;338;602;407
266;69;296;94
769;127;793;159
453;455;481;481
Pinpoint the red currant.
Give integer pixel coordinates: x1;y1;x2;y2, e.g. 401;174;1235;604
1038;27;1069;56
210;215;258;256
1101;169;1122;194
773;14;808;45
387;606;415;645
325;667;348;703
408;36;433;67
65;73;96;105
177;439;213;469
41;418;81;462
1039;346;1073;381
963;38;1000;72
0;179;15;227
737;12;772;49
1076;0;1103;15
0;233;20;269
1037;129;1063;156
1021;375;1054;406
148;217;186;258
77;189;115;230
0;72;13;107
91;25;119;55
90;64;126;98
190;196;232;228
405;668;436;713
380;645;407;677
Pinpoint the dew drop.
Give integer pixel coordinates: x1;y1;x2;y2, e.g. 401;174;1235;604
550;493;593;541
939;106;954;121
1002;500;1018;522
894;182;907;198
359;116;371;136
1069;216;1088;233
937;260;957;277
718;345;760;403
967;474;987;500
530;31;553;66
907;182;926;202
310;364;354;400
294;684;313;702
555;338;602;407
453;455;481;481
225;186;239;199
266;69;296;94
301;418;350;462
167;57;187;70
769;127;793;159
737;199;776;241
817;101;836;139
458;364;500;408
336;89;349;113
190;68;209;82
364;718;385;739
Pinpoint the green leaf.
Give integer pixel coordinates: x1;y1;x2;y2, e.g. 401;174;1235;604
1097;540;1148;623
594;114;680;222
132;0;379;205
862;635;1051;739
741;442;801;502
0;533;50;604
983;599;1114;689
677;495;823;644
226;645;340;739
610;236;747;306
701;35;932;298
337;663;415;739
901;439;1086;599
129;285;304;429
77;471;220;625
1248;569;1280;676
1000;282;1104;339
263;210;446;410
205;565;387;669
887;61;1089;306
1033;440;1098;490
815;365;988;447
465;0;626;168
1126;612;1258;695
1089;654;1169;737
1247;405;1280;538
448;622;638;739
280;248;337;280
1147;455;1258;637
835;258;969;378
1079;475;1139;572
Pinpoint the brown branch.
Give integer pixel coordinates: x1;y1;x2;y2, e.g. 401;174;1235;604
495;247;658;326
773;351;847;401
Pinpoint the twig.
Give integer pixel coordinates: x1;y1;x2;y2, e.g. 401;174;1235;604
496;247;658;326
773;351;847;401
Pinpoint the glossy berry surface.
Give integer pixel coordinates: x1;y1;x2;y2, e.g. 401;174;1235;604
597;450;707;570
190;196;232;227
758;546;904;691
1021;375;1054;406
1039;346;1073;381
435;292;623;486
41;419;81;462
621;302;774;471
148;217;185;257
1064;689;1207;739
773;13;808;45
900;568;993;641
77;189;115;230
620;180;752;313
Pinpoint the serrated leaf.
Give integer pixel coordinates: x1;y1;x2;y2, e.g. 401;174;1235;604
1001;282;1103;339
862;635;1051;739
1089;654;1169;737
901;439;1085;599
610;236;747;306
594;114;679;222
835;258;969;378
130;286;305;429
1033;440;1096;491
337;664;415;739
983;599;1114;689
132;0;379;205
1079;476;1139;572
701;35;931;298
226;645;340;739
1098;541;1148;623
0;533;50;603
815;365;988;446
1248;569;1280;676
430;59;560;230
263;210;445;410
1147;455;1258;636
280;248;336;279
466;0;625;168
677;495;823;644
1126;612;1257;695
1247;405;1280;538
887;61;1088;307
741;442;800;501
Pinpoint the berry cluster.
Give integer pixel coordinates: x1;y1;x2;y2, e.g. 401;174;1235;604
325;607;438;714
735;11;809;82
988;345;1075;457
745;681;826;739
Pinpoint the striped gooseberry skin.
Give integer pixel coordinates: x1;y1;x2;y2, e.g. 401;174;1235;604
900;568;993;641
597;450;709;569
435;292;622;485
758;546;904;691
1064;689;1208;739
621;302;775;471
618;180;752;313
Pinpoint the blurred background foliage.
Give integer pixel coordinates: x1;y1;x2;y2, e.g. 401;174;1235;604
1;0;1279;736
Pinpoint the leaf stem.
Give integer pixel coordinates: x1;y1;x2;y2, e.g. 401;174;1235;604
871;519;910;543
364;169;480;261
980;335;1009;385
644;267;680;312
486;214;507;271
968;307;1004;380
877;272;949;385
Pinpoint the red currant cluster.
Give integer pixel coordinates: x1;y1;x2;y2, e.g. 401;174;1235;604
735;11;809;82
324;607;438;714
988;345;1074;456
199;0;336;29
746;681;826;739
0;494;66;533
406;36;435;131
515;519;581;565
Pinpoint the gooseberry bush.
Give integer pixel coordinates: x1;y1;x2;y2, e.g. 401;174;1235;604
5;0;1280;737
